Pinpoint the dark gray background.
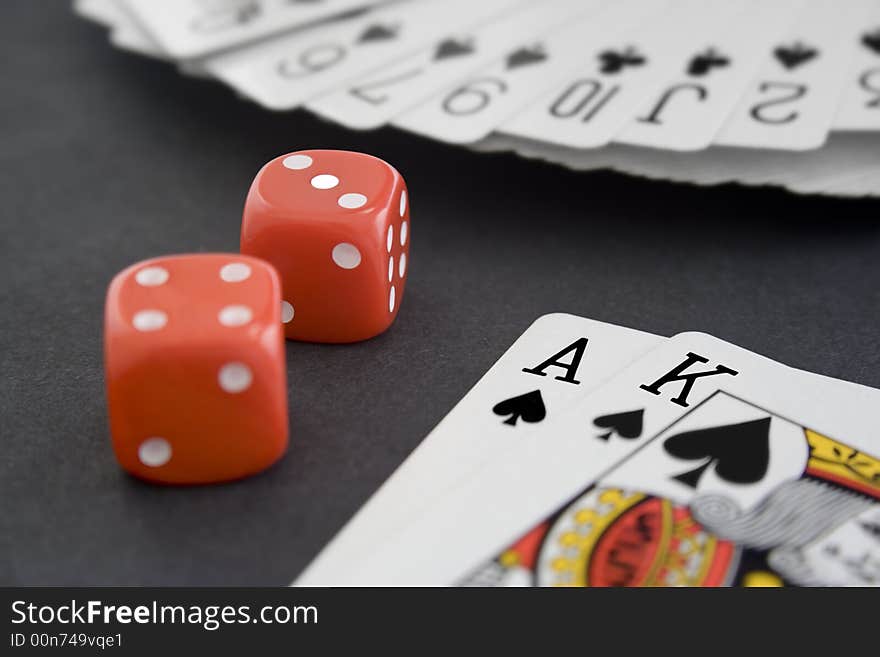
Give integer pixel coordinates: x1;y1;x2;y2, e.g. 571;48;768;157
2;2;879;585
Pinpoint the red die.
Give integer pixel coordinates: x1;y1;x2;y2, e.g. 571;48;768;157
240;150;410;343
104;254;288;484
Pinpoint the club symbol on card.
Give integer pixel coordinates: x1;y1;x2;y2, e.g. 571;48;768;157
434;37;476;61
774;42;819;70
863;28;880;55
663;417;771;489
687;47;730;76
358;24;399;44
506;45;547;70
492;390;546;426
593;410;644;442
190;2;260;33
598;46;647;74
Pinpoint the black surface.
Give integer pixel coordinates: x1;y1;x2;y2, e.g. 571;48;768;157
2;3;879;585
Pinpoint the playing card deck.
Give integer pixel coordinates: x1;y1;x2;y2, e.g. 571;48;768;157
74;0;880;197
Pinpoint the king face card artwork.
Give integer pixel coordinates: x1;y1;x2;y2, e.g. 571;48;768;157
344;332;880;585
716;0;876;151
464;391;880;587
294;313;664;586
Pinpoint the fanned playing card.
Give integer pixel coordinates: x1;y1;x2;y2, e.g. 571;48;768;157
305;0;588;130
120;0;387;59
75;0;880;195
200;0;523;110
498;0;744;149
834;3;880;131
716;0;876;150
474;132;880;198
614;0;804;151
391;0;657;145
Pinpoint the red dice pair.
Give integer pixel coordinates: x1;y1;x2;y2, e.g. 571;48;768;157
105;151;409;484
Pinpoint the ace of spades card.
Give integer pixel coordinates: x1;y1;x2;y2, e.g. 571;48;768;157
295;313;663;585
344;332;880;586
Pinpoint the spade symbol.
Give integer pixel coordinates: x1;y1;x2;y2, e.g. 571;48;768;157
773;42;819;70
434;37;475;61
492;390;546;426
663;417;772;489
593;410;644;442
598;46;647;74
862;28;880;55
506;44;547;70
687;47;730;76
358;23;399;44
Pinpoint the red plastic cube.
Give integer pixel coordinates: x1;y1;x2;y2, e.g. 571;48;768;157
104;254;288;484
240;150;410;343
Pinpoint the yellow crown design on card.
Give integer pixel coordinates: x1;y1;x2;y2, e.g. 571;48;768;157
806;430;880;499
541;488;733;587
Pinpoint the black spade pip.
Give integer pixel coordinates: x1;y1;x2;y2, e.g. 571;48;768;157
493;390;547;426
662;417;772;488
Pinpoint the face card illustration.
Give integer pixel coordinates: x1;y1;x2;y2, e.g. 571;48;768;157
465;392;880;587
391;0;654;145
305;0;588;130
716;0;876;150
498;0;743;149
202;0;521;110
615;0;804;151
294;313;664;586
122;0;385;59
834;4;880;131
344;332;880;585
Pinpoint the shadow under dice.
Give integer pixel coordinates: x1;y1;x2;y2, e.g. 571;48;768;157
240;150;410;343
104;254;288;484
